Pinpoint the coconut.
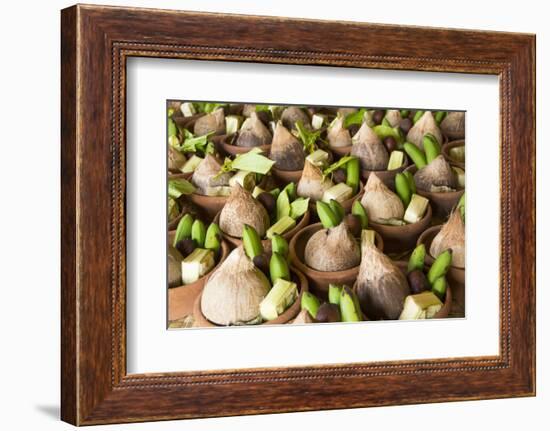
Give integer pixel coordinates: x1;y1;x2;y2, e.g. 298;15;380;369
327;114;352;148
406;111;443;149
385;110;402;127
304;222;360;272
440;111;465;140
236;112;272;147
292;309;315;324
219;185;270;238
296;160;334;201
269;121;306;171
167;246;183;287
413;155;458;192
201;247;270;325
191;154;232;195
193;107;225;136
356;240;409;319
280;106;311;131
350;121;389;171
168;146;187;172
360;173;404;223
337;107;357;117
430;209;465;268
242;104;257;117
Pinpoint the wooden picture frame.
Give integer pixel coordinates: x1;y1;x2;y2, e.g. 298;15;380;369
61;4;535;425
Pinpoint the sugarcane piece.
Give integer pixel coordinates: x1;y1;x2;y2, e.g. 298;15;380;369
225;115;243;135
181;155;204;173
403;194;429;224
266;216;296;239
322;183;354;204
399;291;443;320
181;102;196;117
228;170;256;191
361;229;376;247
311;113;326;130
306;149;330;167
259;278;298;321
387;150;405;170
180;248;215;284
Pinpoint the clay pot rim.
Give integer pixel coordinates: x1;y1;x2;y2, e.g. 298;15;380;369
404;165;465;196
271;165;304;175
360;156;409;177
416;225;466;271
442;139;465;168
306;181;364;211
167;234;231;290
193;266;309;327
369;203;433;232
289;222;384;279
220;133;272;156
213;209;311;244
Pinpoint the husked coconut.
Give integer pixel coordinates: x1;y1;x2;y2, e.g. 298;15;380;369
351;121;389;171
269;122;306;171
360;173;404;223
297;160;334;201
219;185;270;238
430;209;465;268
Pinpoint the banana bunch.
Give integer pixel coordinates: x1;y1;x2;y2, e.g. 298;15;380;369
403;133;441;168
268;182;309;238
394;171;429;224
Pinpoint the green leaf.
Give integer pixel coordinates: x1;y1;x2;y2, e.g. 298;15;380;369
295;120;321;154
179;132;215;155
168;118;177;137
290;197;309;220
168;179;196;198
323;156;354;177
229;152;275;175
194;102;226;114
343;108;367;128
373;125;405;144
255;105;270;112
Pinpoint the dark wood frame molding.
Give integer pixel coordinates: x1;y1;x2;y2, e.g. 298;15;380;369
61;4;536;425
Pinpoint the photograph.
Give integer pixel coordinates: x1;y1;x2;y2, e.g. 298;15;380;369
166;102;466;328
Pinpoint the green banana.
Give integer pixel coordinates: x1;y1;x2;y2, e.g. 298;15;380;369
340;287;361;322
346;157;361;194
427;249;453;285
413;110;424;123
351;200;368;229
269;188;281;199
271;234;289;258
432;276;447;301
276;190;291;221
423;133;441;163
204;223;222;254
404;142;427;169
316;201;339;229
408;244;426;273
435;111;447;125
191;219;206;248
329;199;345;224
282;182;297;201
301;292;320;319
328;284;343;305
269;252;290;284
400;109;410;118
242;224;264;259
173;213;194;247
395;173;412;207
403;170;417;194
381;117;391;127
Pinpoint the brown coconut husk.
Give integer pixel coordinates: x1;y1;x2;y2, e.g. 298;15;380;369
413;155;458;192
406;111;443;149
327;114;352;148
193;107;225;136
440;111;465;140
292;309;315;324
280;106;311;131
351;121;389;171
269;121;306;171
430;209;465;268
168;246;183;287
360;173;404;223
296;160;334;201
191;154;232;195
219;185;270;238
168;146;186;172
236;112;272;147
384;110;402;127
304;222;360;272
201;247;270;326
355;240;409;320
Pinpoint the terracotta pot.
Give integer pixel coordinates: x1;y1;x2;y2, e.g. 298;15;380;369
417;225;465;313
330;145;352;158
360;156;409;190
192;266;309;327
167;235;230;322
404;165;464;220
353;261;452;320
220;133;271;157
271;166;303;184
214;209;310;252
168;172;192;181
289;222;384;298
442;139;465;170
368;204;433;254
187;176;229;221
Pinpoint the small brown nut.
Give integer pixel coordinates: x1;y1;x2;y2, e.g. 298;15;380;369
344;214;362;237
176;238;196;257
256;192;276;215
332;168;347;184
383;136;398;153
407;269;430;294
372;110;385;125
399;117;413;134
315;303;341;323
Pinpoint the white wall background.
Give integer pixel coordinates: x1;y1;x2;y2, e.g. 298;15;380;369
0;0;546;429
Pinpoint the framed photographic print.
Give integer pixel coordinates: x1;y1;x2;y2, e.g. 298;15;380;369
61;4;536;425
